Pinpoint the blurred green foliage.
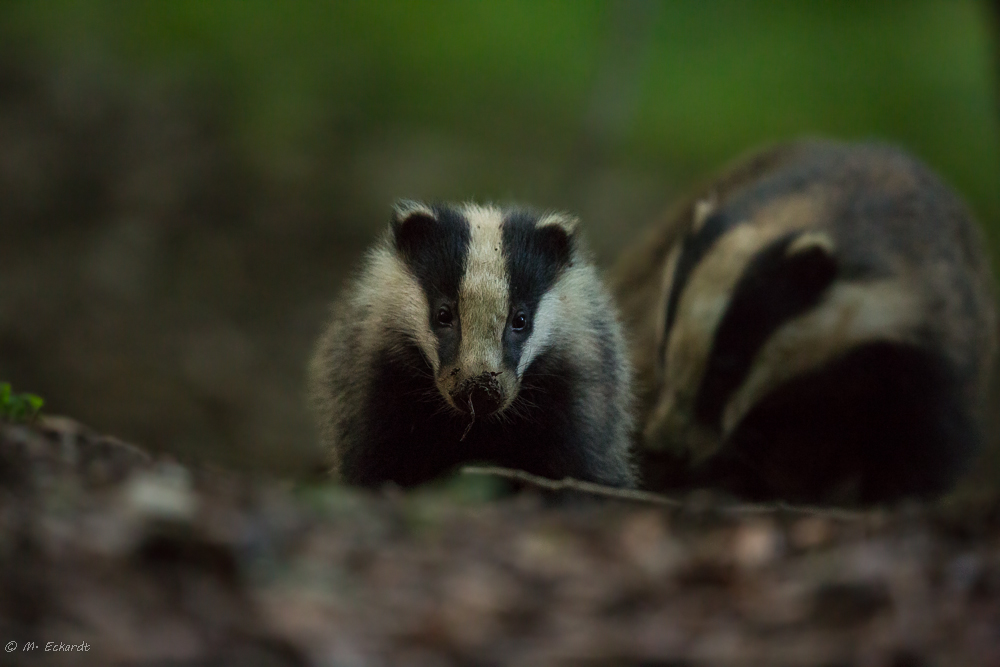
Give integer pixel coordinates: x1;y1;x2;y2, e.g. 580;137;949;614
0;382;44;423
5;0;999;250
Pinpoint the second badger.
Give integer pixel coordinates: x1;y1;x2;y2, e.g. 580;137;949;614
310;202;636;488
614;140;997;502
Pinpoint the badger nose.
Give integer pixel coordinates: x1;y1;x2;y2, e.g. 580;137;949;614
453;373;503;416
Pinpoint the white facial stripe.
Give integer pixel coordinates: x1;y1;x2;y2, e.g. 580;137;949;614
654;242;683;380
656;192;823;441
721;279;923;436
457;204;508;375
517;282;559;377
516;210;584;376
357;246;439;372
518;263;600;377
663;224;788;407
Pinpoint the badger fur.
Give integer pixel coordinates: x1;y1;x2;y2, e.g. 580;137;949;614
613;140;998;502
309;201;636;488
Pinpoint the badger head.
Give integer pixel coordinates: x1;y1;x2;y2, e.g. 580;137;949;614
388;201;577;422
648;190;937;464
648;194;842;460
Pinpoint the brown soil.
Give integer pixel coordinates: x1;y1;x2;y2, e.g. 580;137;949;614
2;417;999;666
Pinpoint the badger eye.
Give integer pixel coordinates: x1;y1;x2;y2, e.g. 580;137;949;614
436;305;454;327
511;311;527;332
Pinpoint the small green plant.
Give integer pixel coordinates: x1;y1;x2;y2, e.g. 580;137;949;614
0;382;44;423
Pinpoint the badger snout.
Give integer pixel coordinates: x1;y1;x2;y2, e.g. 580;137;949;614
451;372;504;417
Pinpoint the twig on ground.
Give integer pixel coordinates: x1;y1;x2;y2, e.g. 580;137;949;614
462;464;683;506
461;465;868;520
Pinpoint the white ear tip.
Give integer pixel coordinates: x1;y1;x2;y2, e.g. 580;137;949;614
693;195;717;232
786;231;835;257
537;211;579;233
393;200;436;220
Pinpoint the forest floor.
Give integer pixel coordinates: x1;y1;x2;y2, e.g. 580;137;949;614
2;417;1000;667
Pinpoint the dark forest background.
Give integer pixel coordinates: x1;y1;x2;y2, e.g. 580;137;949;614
1;0;998;475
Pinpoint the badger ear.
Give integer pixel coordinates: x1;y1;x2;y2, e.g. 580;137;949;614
535;211;577;267
536;211;579;235
783;231;837;292
391;201;438;254
692;195;718;233
536;223;573;268
786;231;835;258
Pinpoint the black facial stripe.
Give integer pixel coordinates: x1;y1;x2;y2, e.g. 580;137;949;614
501;210;572;371
693;231;838;429
660;211;732;365
394;206;471;298
392;205;471;368
435;316;462;368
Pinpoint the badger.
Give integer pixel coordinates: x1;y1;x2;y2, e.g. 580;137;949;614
309;201;636;488
613;140;998;502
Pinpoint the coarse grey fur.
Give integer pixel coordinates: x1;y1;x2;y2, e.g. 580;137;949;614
612;139;998;502
309;201;636;488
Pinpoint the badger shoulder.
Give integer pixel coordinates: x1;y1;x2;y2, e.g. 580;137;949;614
613;139;997;502
309;201;636;488
306;228;421;478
